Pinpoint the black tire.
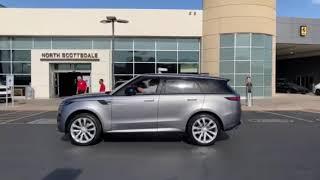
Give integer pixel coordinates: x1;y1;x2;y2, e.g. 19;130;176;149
316;89;320;96
186;113;221;146
67;113;102;146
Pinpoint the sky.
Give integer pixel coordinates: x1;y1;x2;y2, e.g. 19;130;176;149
1;0;320;18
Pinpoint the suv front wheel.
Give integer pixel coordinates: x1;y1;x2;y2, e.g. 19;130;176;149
68;113;102;146
187;114;221;146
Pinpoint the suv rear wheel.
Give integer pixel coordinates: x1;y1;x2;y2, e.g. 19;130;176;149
187;113;221;146
68;113;102;146
316;89;320;96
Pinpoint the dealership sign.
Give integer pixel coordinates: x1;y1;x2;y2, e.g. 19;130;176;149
40;52;100;61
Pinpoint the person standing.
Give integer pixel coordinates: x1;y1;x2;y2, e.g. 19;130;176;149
76;76;87;95
99;79;106;93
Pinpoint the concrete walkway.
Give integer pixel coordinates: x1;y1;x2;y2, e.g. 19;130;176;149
0;94;319;112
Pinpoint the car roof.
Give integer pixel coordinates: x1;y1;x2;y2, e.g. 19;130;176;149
138;74;229;81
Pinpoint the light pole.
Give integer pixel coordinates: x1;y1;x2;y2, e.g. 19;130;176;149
100;16;129;89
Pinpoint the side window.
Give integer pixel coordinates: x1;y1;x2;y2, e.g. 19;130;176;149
114;77;160;96
163;79;201;94
199;79;235;94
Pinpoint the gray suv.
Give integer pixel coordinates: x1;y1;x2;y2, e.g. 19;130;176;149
57;74;241;146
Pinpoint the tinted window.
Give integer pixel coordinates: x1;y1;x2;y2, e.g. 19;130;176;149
114;77;159;96
163;79;201;94
199;79;235;94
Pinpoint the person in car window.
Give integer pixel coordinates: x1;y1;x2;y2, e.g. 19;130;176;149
137;79;159;94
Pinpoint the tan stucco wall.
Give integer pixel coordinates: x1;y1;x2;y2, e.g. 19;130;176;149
202;0;276;95
31;50;111;99
0;8;202;37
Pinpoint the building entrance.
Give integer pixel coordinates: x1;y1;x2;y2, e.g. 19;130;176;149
50;63;92;98
54;72;90;97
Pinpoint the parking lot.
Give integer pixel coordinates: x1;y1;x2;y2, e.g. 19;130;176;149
0;110;320;180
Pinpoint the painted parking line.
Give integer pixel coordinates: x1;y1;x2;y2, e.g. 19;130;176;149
0;111;20;116
0;111;49;125
28;118;56;125
258;111;314;123
248;119;295;123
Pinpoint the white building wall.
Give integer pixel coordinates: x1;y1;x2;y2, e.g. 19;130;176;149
0;8;202;37
31;50;111;99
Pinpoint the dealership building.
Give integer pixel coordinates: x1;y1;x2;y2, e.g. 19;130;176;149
0;0;318;99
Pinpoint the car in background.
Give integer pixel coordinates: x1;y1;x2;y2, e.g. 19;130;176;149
0;79;11;102
276;82;309;94
57;74;241;146
313;83;320;95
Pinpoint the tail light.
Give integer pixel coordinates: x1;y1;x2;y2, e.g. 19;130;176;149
225;96;240;101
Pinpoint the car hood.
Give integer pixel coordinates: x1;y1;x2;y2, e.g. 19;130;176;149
62;93;111;102
315;83;320;89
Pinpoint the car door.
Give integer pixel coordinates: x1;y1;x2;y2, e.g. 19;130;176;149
110;76;160;132
157;78;205;131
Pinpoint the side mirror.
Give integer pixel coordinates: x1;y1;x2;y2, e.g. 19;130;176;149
125;87;136;96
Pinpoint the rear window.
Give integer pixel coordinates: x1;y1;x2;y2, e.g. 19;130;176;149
199;79;235;94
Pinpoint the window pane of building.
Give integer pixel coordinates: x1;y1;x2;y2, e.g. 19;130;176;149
265;49;272;62
156;63;177;73
220;48;234;60
252;48;265;61
52;38;92;49
264;75;272;87
75;64;91;71
134;51;155;62
178;64;198;73
235;74;247;86
157;39;177;50
34;38;51;49
178;51;199;62
220;34;234;47
251;61;264;74
113;51;133;62
252;74;264;86
134;63;155;74
253;87;264;97
114;63;133;74
12;37;33;49
13;63;31;74
236;34;250;47
220;61;234;74
134;39;155;50
235;61;250;73
14;75;31;85
252;34;265;47
265;35;272;49
264;87;272;96
264;62;272;74
235;48;250;60
12;50;31;61
178;39;199;50
0;50;11;61
114;39;133;50
0;63;11;73
0;37;10;49
157;51;177;62
92;38;110;49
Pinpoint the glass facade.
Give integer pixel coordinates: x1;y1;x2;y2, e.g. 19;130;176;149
220;33;273;97
0;37;200;87
113;38;200;83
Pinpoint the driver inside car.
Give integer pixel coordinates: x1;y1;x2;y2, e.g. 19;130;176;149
136;79;159;94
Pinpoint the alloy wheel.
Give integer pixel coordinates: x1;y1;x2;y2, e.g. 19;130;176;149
192;117;218;144
70;117;97;144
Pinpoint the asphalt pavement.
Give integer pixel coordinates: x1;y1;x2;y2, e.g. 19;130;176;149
0;110;320;180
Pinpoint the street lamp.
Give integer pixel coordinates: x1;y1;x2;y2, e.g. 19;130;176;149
100;16;129;88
